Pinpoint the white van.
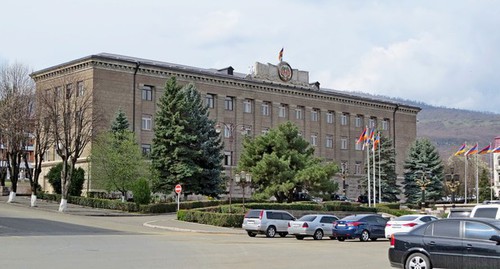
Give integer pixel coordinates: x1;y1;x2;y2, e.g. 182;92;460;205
470;204;500;219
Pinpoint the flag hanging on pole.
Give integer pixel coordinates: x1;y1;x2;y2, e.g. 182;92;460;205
356;127;367;144
454;143;467;156
478;144;491;155
373;132;380;151
278;48;284;62
465;143;478;156
491;145;500;153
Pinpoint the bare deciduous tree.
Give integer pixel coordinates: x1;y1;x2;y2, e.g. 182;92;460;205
0;62;35;203
40;75;97;211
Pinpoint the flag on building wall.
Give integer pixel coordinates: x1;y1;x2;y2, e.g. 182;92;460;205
454;143;467;156
478;144;491;155
356;127;367;144
278;48;284;62
465;143;478;156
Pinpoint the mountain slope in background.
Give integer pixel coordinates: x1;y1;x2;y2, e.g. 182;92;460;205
344;91;500;159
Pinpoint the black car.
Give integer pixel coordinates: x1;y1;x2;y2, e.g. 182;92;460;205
388;218;500;269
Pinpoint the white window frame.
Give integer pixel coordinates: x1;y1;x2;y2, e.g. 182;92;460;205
77;81;84;97
224;125;231;138
141;144;151;157
340;137;348;150
311;133;318;146
311;109;319;122
295;107;303;120
369;118;376;128
355;139;363;150
243;99;252;113
326;111;334;124
142;85;153;101
326;135;333;148
261;102;270;116
382;119;389;130
142;115;152;130
206;94;215;108
355;162;362;174
341;114;348;126
355;116;362;127
279;104;287;118
224;151;233;166
224;96;234;111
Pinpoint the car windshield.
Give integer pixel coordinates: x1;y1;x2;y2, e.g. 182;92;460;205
245;210;261;218
298;215;317;222
394;216;419;221
449;210;471;218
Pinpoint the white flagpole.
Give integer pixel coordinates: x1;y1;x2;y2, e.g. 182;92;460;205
490;143;494;201
372;138;376;207
366;136;371;208
476;148;479;204
378;133;382;204
465;155;468;204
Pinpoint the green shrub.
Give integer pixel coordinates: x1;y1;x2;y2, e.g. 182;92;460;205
131;178;151;205
47;163;85;196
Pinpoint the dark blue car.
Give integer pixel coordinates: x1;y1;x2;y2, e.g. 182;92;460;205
332;214;388;242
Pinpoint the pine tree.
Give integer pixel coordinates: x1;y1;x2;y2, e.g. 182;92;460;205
403;139;444;204
478;168;491;202
151;77;224;197
111;108;130;136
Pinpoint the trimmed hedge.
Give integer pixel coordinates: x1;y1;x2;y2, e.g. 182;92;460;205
178;209;244;227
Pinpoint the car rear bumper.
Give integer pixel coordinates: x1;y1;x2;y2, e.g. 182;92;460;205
332;228;360;238
388;248;404;268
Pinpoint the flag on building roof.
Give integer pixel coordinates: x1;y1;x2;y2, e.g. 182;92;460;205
465;143;478;156
454;143;467;156
278;48;284;62
491;145;500;153
373;132;380;150
356;127;367;144
478;144;491;155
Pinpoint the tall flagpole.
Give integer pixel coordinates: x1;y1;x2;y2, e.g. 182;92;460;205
373;139;376;207
476;150;479;204
491;143;494;201
366;137;371;208
465;155;468;204
378;133;382;204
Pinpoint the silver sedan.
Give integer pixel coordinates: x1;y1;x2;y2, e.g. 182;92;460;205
287;214;339;240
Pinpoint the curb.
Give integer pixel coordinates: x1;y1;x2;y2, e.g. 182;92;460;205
143;220;245;235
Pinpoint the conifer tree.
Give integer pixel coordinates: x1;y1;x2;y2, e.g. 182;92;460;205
478;168;491;202
111;108;130;135
403;139;444;204
151;77;224;197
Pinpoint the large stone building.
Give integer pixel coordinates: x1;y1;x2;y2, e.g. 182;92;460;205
31;53;420;198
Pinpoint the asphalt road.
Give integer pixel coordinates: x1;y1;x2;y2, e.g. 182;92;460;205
0;202;393;269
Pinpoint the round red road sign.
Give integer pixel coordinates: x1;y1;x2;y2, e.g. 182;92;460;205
175;184;182;194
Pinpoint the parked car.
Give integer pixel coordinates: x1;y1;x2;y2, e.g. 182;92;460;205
389;218;500;269
470;204;500;219
288;214;339;240
385;214;438;238
447;207;472;218
332;214;388;242
242;209;295;238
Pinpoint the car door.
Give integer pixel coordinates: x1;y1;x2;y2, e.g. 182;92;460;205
422;220;463;269
279;212;295;232
319;216;336;236
462;220;500;269
365;216;386;238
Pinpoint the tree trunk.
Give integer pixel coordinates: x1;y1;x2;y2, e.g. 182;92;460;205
31;192;37;207
7;191;16;203
59;198;67;212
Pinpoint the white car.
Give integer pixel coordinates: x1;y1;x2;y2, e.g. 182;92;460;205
288;214;338;240
385;214;438;238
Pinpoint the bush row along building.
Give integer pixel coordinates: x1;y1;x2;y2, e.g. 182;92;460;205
30;53;421;198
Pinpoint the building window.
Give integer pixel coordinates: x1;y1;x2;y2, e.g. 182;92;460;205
326;135;333;148
141;115;152;130
341;113;348;126
311;109;319;122
65;84;72;99
326;111;334;124
261;127;269;135
55;86;62;98
224;151;233;166
77;81;84;97
224;96;234;111
369;117;376;128
295;106;304;120
141;144;151;157
279;104;287;118
205;94;215;108
311;133;318;146
340;137;348;150
243;99;252;113
142;85;153;101
355;139;363;151
355;162;362;174
382;119;389;130
224;124;231;138
261;102;270;116
355;116;363;128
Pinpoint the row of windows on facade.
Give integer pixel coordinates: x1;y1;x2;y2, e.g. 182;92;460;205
206;94;390;129
45;81;85;99
139;86;389;130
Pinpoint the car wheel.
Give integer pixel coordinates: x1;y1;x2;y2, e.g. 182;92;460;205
247;231;256;237
337;237;345;241
360;230;370;242
329;236;336;240
370;237;378;241
266;226;277;238
405;252;431;269
313;229;324;240
279;232;287;237
295;235;304;240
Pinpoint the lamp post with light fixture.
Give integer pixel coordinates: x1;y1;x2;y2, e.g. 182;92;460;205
215;122;248;213
445;167;460;208
235;171;252;211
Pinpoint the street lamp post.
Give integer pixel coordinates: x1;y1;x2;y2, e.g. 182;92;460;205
416;172;432;213
235;171;252;211
215;122;248;213
340;163;348;198
445;167;460;208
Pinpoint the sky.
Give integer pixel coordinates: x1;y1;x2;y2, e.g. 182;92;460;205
2;0;500;114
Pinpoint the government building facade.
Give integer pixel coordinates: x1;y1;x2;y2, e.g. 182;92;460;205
31;53;420;199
